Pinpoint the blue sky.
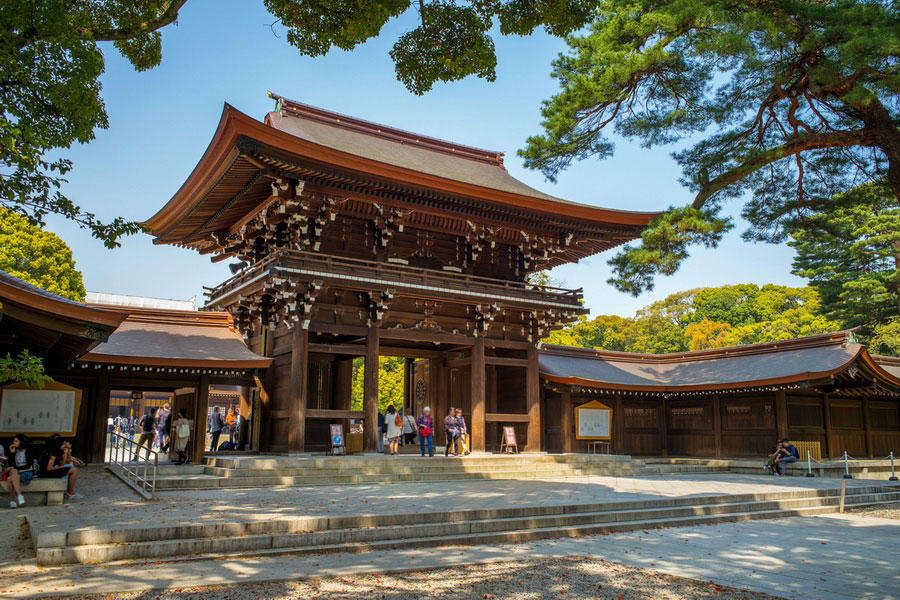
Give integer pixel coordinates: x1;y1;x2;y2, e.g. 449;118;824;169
49;1;805;317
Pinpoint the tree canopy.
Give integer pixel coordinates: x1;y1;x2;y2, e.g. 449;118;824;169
0;208;85;301
543;283;840;352
522;0;900;295
2;0;599;247
351;356;407;413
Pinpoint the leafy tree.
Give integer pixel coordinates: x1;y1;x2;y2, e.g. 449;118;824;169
522;0;900;295
0;350;52;387
790;181;900;336
871;317;900;355
4;1;597;246
0;208;85;300
351;356;406;412
684;319;732;351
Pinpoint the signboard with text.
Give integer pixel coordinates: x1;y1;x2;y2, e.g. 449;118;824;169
0;381;82;437
575;400;612;440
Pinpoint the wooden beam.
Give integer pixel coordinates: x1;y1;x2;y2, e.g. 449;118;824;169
306;409;366;419
308;343;366;356
89;371;110;464
713;394;723;458
470;336;486;452
364;325;380;452
486;356;529;367
288;327;308;453
485;413;531;423
775;389;788;440
560;391;573;453
525;342;541;451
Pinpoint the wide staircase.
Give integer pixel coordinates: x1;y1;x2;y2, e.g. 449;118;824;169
32;483;900;565
153;454;728;490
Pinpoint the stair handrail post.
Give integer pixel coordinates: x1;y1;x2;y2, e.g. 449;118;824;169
805;450;815;477
890;451;899;482
842;450;853;479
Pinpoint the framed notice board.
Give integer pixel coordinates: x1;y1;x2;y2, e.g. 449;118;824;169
0;381;82;437
575;400;612;440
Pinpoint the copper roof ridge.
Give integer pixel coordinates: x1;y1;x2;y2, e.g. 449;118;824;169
0;271;128;329
872;354;900;365
540;329;858;363
267;92;506;168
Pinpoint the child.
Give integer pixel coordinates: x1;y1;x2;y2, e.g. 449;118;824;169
2;434;33;508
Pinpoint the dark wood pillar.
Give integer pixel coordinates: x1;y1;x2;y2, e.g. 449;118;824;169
614;394;624;455
560;390;573;453
288;327;308;453
334;357;353;433
486;364;498;449
823;394;835;458
89;371;110;464
863;397;874;458
525;343;541;452
775;389;788;440
658;397;668;456
364;325;380;452
192;374;210;463
713;395;723;457
470;336;486;452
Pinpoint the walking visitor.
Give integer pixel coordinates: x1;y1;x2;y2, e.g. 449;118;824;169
455;408;469;455
133;408;157;461
417;406;434;457
173;408;193;465
157;402;173;453
401;409;417;445
444;406;460;457
208;406;225;451
385;405;402;455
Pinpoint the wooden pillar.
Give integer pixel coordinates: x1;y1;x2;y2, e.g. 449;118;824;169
89;371;110;464
863;397;874;458
614;394;624;455
334;357;353;433
823;394;835;458
560;390;574;453
487;365;498;449
403;358;412;411
775;389;788;440
525;343;541;452
658;398;668;456
256;326;275;452
713;395;723;458
470;336;486;452
364;325;380;452
288;327;308;453
192;374;210;463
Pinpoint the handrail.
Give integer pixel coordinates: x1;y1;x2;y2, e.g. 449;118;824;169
206;248;584;303
106;432;159;500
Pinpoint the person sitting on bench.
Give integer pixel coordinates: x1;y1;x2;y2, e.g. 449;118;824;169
764;439;785;474
776;437;799;476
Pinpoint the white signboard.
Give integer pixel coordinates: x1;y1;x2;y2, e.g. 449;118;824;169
0;388;77;433
575;401;612;440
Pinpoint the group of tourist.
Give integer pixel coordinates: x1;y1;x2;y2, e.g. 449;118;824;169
374;406;470;457
206;405;240;451
764;437;800;475
1;433;84;508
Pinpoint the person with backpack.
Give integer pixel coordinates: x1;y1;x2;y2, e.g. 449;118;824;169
173;408;193;465
207;406;225;452
132;408;157;462
385;405;402;455
776;437;800;476
157;402;173;453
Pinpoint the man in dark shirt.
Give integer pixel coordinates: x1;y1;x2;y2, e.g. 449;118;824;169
776;438;799;475
132;407;157;461
157;403;173;453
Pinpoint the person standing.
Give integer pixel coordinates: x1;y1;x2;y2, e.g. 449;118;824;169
401;409;417;445
444;407;460;457
455;408;470;455
132;408;157;461
207;406;225;452
376;411;385;454
173;408;193;465
417;407;434;457
225;406;237;443
385;405;402;455
157;403;173;453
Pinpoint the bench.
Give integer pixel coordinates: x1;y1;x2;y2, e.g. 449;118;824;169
1;478;67;506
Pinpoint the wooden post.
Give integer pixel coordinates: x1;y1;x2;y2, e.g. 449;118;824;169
89;370;111;464
288;327;308;453
560;390;573;453
192;374;210;463
614;394;624;455
863;397;874;458
333;357;353;433
775;389;788;440
713;395;723;458
470;336;486;452
823;394;835;458
525;342;541;452
403;358;412;412
487;364;498;450
364;325;380;452
658;398;668;457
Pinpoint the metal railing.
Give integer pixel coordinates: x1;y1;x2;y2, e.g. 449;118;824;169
107;432;159;500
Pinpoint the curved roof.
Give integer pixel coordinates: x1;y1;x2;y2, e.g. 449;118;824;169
79;308;271;369
539;331;900;393
145;99;659;254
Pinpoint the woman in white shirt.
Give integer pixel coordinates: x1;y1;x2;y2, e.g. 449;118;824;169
384;405;402;456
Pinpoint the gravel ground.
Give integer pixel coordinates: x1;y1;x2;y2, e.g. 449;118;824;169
61;556;782;600
848;503;900;520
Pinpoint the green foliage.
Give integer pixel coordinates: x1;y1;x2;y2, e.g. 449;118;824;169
522;0;900;295
543;283;840;353
871;318;900;356
789;181;900;338
350;356;407;412
0;209;85;300
0;350;53;387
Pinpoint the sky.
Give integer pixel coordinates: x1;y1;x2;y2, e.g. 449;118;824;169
49;0;807;318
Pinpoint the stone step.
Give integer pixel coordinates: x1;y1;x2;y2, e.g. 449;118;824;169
204;454;636;469
34;488;900;565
